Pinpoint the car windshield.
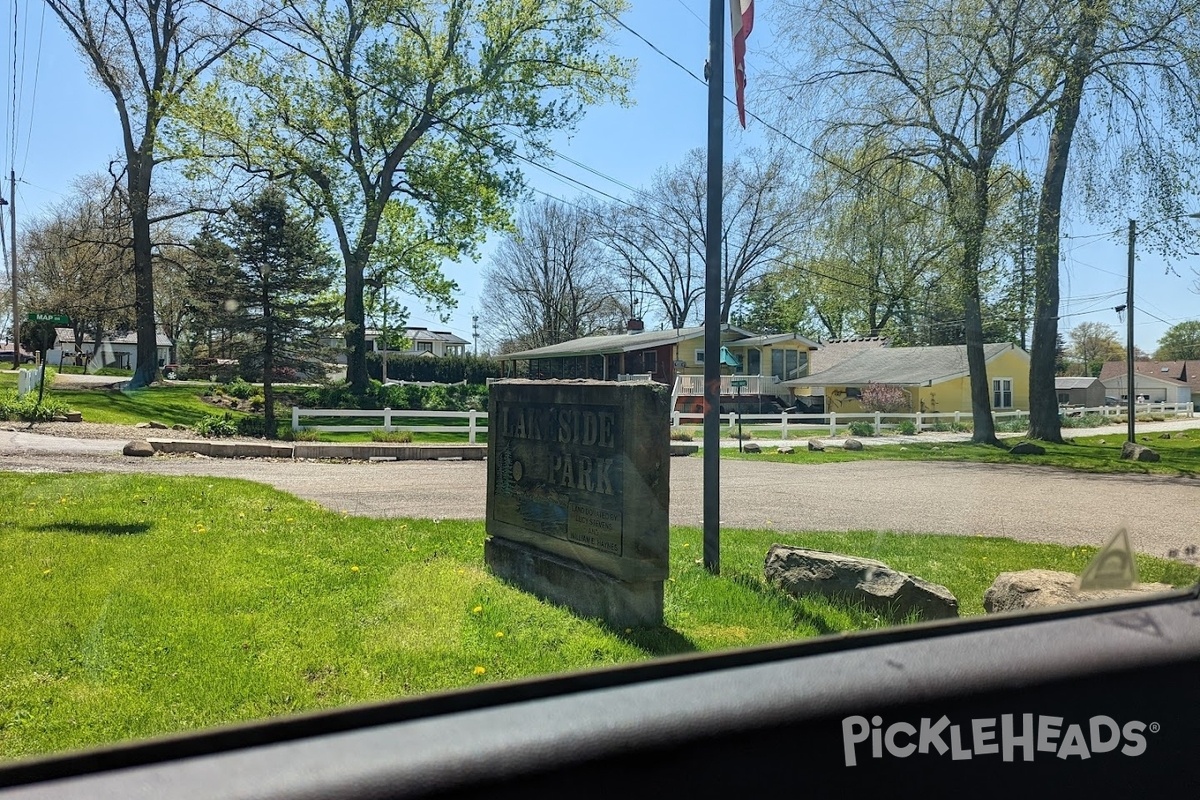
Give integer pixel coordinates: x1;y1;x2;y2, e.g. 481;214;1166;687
1;0;1198;771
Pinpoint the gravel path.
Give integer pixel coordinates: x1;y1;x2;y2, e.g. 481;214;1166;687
2;421;1197;558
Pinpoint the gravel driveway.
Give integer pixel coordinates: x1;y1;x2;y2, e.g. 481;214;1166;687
2;422;1197;558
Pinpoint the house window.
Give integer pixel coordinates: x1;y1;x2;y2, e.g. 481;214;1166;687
694;349;704;364
846;387;862;400
771;349;803;380
643;351;657;373
416;342;433;353
1057;392;1071;405
993;378;1013;408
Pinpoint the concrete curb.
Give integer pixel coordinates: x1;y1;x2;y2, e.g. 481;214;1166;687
145;439;486;461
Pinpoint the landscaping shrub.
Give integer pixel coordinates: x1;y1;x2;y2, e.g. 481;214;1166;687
995;418;1029;433
860;383;910;413
368;353;500;384
224;378;256;400
847;420;875;437
670;430;694;441
895;419;917;436
249;393;266;412
0;390;71;422
370;430;414;443
284;429;323;441
1060;413;1109;429
193;412;238;438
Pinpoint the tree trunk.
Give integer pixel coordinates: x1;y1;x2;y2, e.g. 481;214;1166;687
961;174;1001;446
345;249;368;395
128;153;157;389
263;290;275;440
1028;0;1102;443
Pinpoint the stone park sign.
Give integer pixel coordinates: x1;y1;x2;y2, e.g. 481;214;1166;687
485;379;669;627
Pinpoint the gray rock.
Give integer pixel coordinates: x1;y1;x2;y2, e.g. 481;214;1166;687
134;422;152;429
1010;441;1046;455
742;442;761;453
65;411;82;423
122;440;155;457
984;569;1173;614
172;424;189;431
764;545;959;621
51;416;68;423
807;440;825;452
1120;441;1160;462
1159;432;1171;440
777;446;795;454
148;420;169;429
843;438;864;451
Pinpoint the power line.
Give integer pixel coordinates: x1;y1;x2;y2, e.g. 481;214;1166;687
19;0;44;174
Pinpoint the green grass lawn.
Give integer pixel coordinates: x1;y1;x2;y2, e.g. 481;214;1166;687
714;428;1200;477
1;472;1196;761
49;385;246;428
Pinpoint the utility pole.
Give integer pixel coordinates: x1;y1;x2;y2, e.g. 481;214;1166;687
1125;218;1136;444
473;314;479;355
8;170;16;370
702;0;724;574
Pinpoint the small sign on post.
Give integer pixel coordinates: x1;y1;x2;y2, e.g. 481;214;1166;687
27;312;69;325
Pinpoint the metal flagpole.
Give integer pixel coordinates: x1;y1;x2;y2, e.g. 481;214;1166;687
703;0;725;574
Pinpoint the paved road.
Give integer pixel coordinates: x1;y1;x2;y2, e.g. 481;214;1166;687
1;426;1197;557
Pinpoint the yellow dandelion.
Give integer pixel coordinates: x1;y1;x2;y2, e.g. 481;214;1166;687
351;565;360;573
473;666;486;676
42;569;51;576
682;543;690;548
495;631;505;639
59;497;67;504
624;628;632;634
472;605;483;614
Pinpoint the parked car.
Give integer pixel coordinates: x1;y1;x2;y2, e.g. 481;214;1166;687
1104;396;1121;406
0;349;35;364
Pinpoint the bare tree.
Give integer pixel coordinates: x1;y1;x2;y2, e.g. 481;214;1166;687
45;0;266;387
20;175;136;369
483;197;626;352
594;147;806;328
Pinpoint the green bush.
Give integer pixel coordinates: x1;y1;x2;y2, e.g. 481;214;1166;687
895;419;917;436
995;418;1029;433
368;353;500;384
670;430;694;441
283;429;323;442
302;381;489;412
224;378;256;400
249;393;266;412
847;420;875;437
1059;413;1109;429
0;390;72;422
193;412;238;438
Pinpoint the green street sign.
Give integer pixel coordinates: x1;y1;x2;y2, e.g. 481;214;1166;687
27;312;69;325
730;378;748;388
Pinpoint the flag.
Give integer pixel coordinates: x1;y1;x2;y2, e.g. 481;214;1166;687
731;0;755;128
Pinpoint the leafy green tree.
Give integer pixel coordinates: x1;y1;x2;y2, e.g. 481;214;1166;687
186;0;633;395
1154;320;1200;360
217;188;339;438
1066;322;1123;377
771;0;1066;445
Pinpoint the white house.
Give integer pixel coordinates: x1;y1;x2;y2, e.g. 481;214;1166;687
1100;371;1192;404
48;328;174;374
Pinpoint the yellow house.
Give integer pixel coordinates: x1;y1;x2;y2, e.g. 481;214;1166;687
784;343;1031;413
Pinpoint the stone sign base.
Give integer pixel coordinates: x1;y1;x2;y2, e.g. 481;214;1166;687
485;536;663;628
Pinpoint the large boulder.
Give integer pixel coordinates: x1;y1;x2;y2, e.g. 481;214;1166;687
764;545;959;621
1121;442;1160;462
843;438;864;451
742;442;761;453
807;440;825;452
122;440;155;458
1010;441;1046;455
983;569;1172;614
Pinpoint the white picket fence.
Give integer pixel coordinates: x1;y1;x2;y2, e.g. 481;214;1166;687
292;407;487;443
670;402;1195;438
16;367;42;398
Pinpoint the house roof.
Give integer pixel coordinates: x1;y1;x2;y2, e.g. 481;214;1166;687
54;328;174;347
1099;360;1199;394
809;337;889;373
785;343;1023;387
498;325;781;360
1055;377;1100;389
728;332;821;349
366;327;470;346
1099;371;1189;390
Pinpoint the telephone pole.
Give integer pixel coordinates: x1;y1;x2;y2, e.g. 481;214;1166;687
8;170;15;369
472;314;479;355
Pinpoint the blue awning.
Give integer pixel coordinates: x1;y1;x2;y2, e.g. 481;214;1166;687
719;346;741;367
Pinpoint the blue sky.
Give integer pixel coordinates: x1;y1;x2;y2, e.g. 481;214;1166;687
6;0;1197;353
